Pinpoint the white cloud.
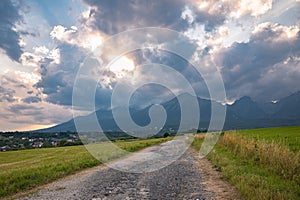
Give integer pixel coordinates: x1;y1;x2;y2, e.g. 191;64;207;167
252;22;300;41
50;25;77;41
218;26;230;36
194;0;273;18
48;48;60;65
183;24;206;47
1;70;41;98
20;47;61;67
109;56;136;78
19;38;26;48
14;71;41;85
50;25;103;51
206;26;231;49
34;46;50;55
230;0;272;18
20;52;43;67
181;6;195;24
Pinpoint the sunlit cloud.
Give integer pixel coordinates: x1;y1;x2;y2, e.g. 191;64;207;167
20;47;61;67
229;0;273;18
50;25;103;51
252;22;300;41
109;56;136;78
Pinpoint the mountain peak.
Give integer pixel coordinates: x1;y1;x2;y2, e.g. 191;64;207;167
229;96;266;119
233;96;254;105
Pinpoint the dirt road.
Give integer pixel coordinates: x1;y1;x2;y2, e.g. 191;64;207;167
21;137;239;200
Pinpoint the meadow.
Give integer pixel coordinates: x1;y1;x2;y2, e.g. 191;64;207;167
0;137;171;198
192;126;300;200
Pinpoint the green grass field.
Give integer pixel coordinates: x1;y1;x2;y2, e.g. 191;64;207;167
237;126;300;151
0;137;171;198
192;126;300;200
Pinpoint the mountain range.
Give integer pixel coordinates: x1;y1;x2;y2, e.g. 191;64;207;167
35;91;300;133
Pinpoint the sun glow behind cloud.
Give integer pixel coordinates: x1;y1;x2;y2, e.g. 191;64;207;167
109;56;136;78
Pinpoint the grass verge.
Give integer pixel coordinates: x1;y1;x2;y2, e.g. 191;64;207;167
192;127;300;200
0;137;171;198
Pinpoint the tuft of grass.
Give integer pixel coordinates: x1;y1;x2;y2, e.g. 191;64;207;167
0;137;171;198
192;126;300;200
220;131;300;184
208;147;300;200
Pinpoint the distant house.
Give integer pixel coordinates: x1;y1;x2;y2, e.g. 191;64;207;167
0;146;11;151
51;141;58;146
32;142;43;148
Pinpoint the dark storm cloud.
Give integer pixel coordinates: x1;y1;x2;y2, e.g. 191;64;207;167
45;85;73;105
81;0;226;34
0;75;26;89
0;0;23;61
35;43;112;109
8;104;43;116
123;49;210;107
22;96;42;104
35;71;67;95
36;0;229;109
0;86;16;102
34;44;83;106
215;23;300;101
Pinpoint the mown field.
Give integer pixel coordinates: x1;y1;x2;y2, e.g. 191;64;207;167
192;126;300;200
0;137;171;198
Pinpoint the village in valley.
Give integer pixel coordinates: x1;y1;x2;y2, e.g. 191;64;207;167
0;132;82;151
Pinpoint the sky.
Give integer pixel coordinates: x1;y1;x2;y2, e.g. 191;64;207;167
0;0;299;131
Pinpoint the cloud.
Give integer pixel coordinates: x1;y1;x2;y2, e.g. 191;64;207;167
0;86;16;103
22;96;42;104
195;0;272;19
254;56;300;101
214;22;300;101
41;0;261;110
0;0;23;62
0;69;74;130
50;25;79;45
8;104;43;116
0;72;39;104
20;46;60;67
103;48;209;105
81;0;228;34
50;25;103;51
34;43;89;106
229;0;273;18
81;0;188;34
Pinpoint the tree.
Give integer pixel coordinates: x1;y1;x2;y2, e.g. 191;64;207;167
163;132;170;138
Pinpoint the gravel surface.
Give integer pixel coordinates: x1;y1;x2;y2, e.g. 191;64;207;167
21;138;219;200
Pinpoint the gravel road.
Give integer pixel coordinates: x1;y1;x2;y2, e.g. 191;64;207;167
21;137;237;200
